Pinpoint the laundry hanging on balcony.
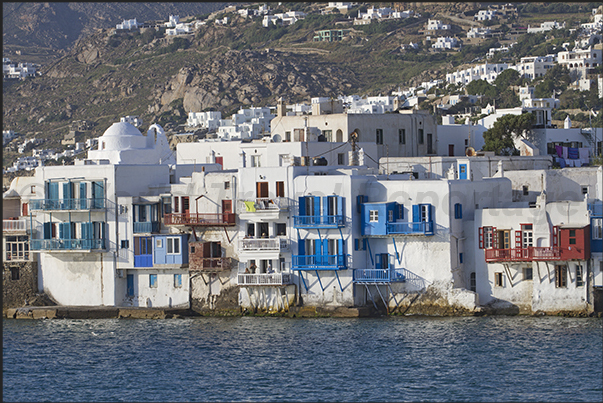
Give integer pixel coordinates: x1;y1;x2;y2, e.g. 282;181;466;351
554;145;589;167
244;201;256;212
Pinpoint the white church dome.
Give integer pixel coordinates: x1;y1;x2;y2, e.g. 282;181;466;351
98;122;146;150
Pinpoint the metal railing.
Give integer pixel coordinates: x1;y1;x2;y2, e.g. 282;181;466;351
189;257;232;271
29;198;106;211
3;219;29;232
239;197;289;212
485;247;561;262
386;221;434;235
293;215;344;228
353;268;406;283
164;213;236;226
30;238;105;251
133;221;160;233
292;254;346;270
237;273;293;286
239;237;287;251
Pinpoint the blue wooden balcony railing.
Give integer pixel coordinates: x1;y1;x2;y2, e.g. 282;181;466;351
133;221;160;233
29;198;106;211
30;238;105;251
386;221;434;235
292;254;346;270
353;268;406;283
293;215;344;228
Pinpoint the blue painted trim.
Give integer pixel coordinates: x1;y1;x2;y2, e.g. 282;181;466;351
366;238;373;265
316;270;324;291
392;237;402;264
299;272;309;292
335;271;343;292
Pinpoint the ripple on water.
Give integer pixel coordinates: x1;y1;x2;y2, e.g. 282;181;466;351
3;316;602;402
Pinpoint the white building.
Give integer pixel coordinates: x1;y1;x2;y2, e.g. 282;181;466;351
186;111;222;130
427;19;451;31
120;115;143;128
446;63;509;85
262;11;306;27
432;37;460;50
557;45;602;83
474;10;498;21
467;27;491;39
527;21;565;34
510;55;556;80
116;18;140;30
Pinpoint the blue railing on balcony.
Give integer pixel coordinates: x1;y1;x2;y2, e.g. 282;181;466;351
30;238;105;251
386;221;434;236
353;268;406;283
134;255;153;268
293;215;344;228
133;221;160;233
292;254;346;270
29;198;106;211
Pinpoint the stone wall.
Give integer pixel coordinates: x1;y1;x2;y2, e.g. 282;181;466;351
3;261;38;309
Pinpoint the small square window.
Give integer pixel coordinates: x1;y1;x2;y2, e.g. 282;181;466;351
369;210;379;222
121;240;129;249
555;265;567;288
576;265;584;287
276;223;286;236
338;153;344;165
522;186;529;196
459;253;463;264
524;267;533;280
10;267;20;281
581;186;588;195
31;185;36;194
224;181;230;190
156;239;162;248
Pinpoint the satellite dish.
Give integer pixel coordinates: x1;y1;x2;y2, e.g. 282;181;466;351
465;147;475;157
272;134;282;143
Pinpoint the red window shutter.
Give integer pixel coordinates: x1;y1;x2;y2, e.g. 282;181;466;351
174;196;179;213
479;227;484;249
552;226;558;246
492;227;497;249
515;230;522;248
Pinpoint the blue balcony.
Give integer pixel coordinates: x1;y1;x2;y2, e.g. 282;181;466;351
386;221;434;236
293;215;344;229
353;268;406;283
292;254;346;270
133;221;160;233
29;198;106;211
30;238;105;251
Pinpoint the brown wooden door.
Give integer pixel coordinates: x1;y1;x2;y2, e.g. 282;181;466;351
222;200;233;224
182;196;190;216
448;144;454;156
276;181;284;197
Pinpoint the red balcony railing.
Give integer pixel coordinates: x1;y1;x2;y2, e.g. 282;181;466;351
485;247;561;262
164;213;236;226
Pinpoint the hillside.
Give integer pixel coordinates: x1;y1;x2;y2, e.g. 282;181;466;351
2;2;600;175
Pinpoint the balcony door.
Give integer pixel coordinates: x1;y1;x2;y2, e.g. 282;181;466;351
134;236;153;267
256;182;269;198
203;241;221;268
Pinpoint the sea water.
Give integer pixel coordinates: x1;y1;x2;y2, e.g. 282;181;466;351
3;316;602;402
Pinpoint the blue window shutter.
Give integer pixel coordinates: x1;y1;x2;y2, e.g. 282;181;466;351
43;222;52;239
354;239;359;251
81;223;88;240
322;239;328;255
80;182;87;209
63;182;71;200
338;238;343;254
317;196;324;217
127;274;134;297
298;238;305;255
412;204;420;222
375;253;381;270
458;204;462;219
59;223;64;239
48;182;59;201
298;197;306;216
337;196;344;217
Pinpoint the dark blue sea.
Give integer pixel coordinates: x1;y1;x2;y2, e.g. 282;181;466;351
3;316;602;402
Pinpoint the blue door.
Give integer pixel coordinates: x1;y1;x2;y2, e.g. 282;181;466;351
126;274;134;297
134;237;153;267
459;164;467;180
92;181;105;209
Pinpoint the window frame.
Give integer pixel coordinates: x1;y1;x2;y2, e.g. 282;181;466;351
494;272;504;287
149;274;158;288
369;210;379;222
167;237;180;255
555;265;567;288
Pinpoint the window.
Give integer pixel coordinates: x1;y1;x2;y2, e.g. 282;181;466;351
388;210;394;222
338;153;344;165
251;155;261;167
398;204;404;220
354;238;366;251
494;272;504;287
174;274;182;288
555;265;567;288
593;218;603;240
454;203;462;219
285;131;291;142
276;181;285;197
174;196;179;213
276;223;286;236
31;185;36;194
470;272;476;292
483;227;494;249
522;185;529;196
5;235;29;261
581;186;588;195
121;240;129;249
224;181;230;190
10;267;20;281
323;129;333;142
459;253;463;264
522;224;533;248
569;229;576;245
418;129;424;144
369;210;379;222
399;129;406;144
167;237;180;254
156;239;162;249
376;129;383;145
576;265;584;287
524;267;533;280
149;274;158;288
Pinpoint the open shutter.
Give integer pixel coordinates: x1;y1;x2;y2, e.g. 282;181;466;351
80;182;87;209
375;253;381;270
515;230;522;248
298;197;306;216
314;196;321;217
492;227;497;249
479;227;484;249
337;196;344;223
552;225;558;247
338;238;344;267
43;222;52;239
322;196;328;217
92;181;104;209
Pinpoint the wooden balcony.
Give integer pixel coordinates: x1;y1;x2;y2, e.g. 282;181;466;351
189;257;232;272
164;213;236;227
485;247;561;262
237;273;293;286
3;218;30;233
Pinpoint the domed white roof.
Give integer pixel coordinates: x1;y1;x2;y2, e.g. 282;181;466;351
101;122;143;137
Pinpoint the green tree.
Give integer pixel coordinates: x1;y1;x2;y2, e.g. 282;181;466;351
493;68;522;89
483;112;535;155
465;79;497;97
